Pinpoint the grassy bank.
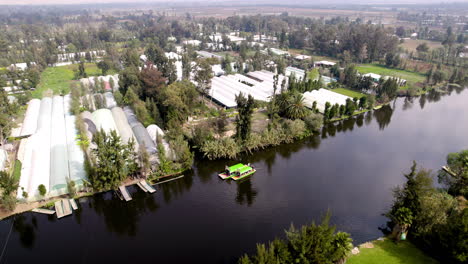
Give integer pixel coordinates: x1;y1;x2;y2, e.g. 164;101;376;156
347;239;439;264
331;87;365;98
356;64;425;87
33;63;115;98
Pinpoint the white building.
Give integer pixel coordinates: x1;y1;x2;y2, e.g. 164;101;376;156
269;48;290;56
314;60;336;67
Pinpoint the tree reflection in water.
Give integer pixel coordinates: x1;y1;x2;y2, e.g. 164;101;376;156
374;104;394;130
235;179;258;206
12;214;37;249
90;187;160;237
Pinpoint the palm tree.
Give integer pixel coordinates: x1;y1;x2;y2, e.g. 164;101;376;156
332;232;353;264
285;93;308;120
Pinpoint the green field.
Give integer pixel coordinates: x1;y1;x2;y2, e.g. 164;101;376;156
347;239;438;264
331;88;365;98
33;63;114;98
356;64;425;85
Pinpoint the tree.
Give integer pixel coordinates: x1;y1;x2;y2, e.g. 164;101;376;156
283;93;308;120
438;150;468;197
390;207;414;240
432;70;446;84
0;170;19;196
396;26;405;37
239;211;353;264
386;161;434;238
235;93;255;141
416;43;429;53
194;59;213;96
67;180;76;197
139;62;166;99
91;129;138;190
118;66;141;96
38;184;47;198
145;44;167;69
77;60;87;79
97;59;112;75
303;113;323;132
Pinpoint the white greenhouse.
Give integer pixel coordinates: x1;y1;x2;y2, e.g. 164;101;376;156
20;99;41;137
303;88;352;113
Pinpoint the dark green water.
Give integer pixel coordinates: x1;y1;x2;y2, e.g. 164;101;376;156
0;87;467;264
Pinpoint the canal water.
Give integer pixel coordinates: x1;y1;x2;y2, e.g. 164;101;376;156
1;87;467;264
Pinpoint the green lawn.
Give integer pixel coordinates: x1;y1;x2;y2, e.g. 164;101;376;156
33;63;114;98
347;239;438;264
331;88;365;98
356;64;425;85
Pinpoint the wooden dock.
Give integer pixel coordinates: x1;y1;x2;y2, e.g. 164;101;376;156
118;185;132;201
31;208;55;215
55;199;72;219
136;181;148;192
69;199;78;210
155;175;184;185
140;180;156;193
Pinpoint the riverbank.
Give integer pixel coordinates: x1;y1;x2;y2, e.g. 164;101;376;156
0;173;185;220
348;237;439;264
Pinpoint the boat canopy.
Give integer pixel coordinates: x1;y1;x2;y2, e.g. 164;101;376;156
228;163;244;172
239;166;252;174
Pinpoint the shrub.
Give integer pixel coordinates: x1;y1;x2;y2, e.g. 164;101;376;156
303;113;323;132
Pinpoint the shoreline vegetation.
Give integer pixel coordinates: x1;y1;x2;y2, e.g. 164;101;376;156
238;150;467;264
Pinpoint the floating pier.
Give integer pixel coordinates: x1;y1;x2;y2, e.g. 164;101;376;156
136;181;148;192
55;199;72;218
31;208;55;215
118;185;132;201
69;199;78;210
140;180;156;193
155;175;184;185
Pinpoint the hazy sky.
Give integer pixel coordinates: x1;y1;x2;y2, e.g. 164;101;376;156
0;0;465;5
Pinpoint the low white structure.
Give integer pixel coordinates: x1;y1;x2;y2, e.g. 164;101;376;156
209;71;287;108
80;75;119;92
363;73;382;82
303;88;352;113
92;109;120;136
196;51;223;60
269;48;290;56
20;99;41;137
295;55;311;60
285;66;306;81
0;149;7;171
104;92;117;109
183;39;201;46
314;60;336;67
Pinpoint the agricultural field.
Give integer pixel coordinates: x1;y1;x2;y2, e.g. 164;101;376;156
33;63;115;98
347;239;439;264
356;64;426;86
331;87;365;98
400;39;443;53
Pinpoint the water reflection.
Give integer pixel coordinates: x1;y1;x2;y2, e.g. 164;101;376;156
12;215;37;249
374;104;394;130
235;179;258;206
90;188;160;236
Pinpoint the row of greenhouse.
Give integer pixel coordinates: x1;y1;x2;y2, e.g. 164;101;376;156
17;91;171;201
17;95;86;200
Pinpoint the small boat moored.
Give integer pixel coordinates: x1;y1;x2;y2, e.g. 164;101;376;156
218;163;256;181
231;164;256;181
218;163;245;179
